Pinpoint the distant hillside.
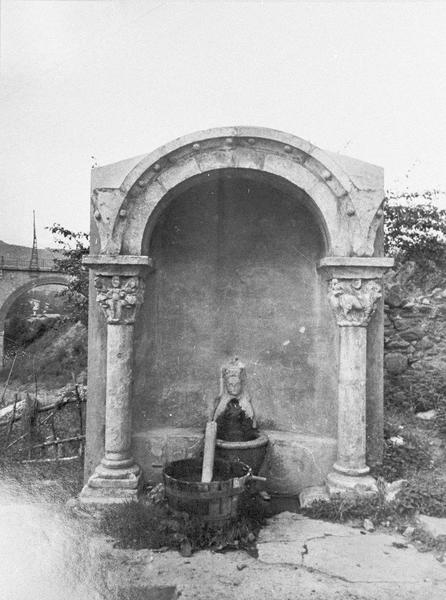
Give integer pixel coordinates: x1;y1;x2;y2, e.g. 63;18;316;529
0;320;87;389
0;240;56;267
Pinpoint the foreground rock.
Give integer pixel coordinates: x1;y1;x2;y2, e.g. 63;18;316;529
416;410;437;421
417;514;446;539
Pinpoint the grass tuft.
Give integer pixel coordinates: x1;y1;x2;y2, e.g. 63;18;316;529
96;490;267;555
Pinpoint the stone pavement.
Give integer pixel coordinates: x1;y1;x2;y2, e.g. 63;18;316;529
257;512;445;583
95;511;446;600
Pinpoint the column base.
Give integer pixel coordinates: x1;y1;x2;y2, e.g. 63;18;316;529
326;470;378;497
332;462;370;476
79;462;142;505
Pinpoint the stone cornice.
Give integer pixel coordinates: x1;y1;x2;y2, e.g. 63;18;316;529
318;256;394;280
83;255;154;277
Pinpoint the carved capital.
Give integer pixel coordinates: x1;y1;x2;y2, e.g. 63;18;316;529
94;274;145;324
327;278;382;327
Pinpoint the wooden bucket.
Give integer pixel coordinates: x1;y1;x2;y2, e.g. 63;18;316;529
163;458;252;525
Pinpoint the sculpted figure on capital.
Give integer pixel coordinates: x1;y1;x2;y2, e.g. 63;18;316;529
95;274;144;324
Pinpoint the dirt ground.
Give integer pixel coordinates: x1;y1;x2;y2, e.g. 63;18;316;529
92;512;446;600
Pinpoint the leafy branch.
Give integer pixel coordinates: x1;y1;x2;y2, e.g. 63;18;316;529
46;224;90;325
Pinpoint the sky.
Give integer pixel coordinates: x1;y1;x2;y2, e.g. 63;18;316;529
1;0;446;248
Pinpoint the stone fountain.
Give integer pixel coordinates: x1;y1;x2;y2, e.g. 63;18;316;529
79;127;394;505
213;357;269;475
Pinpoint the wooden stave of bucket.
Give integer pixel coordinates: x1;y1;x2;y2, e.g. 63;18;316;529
163;458;252;525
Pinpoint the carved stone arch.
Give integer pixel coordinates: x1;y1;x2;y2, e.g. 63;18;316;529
367;201;386;255
89;127;384;258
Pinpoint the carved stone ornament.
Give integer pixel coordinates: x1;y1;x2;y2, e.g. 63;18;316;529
213;357;257;427
94;275;144;324
328;278;382;327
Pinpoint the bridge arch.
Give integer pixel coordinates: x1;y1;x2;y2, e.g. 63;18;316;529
0;273;70;364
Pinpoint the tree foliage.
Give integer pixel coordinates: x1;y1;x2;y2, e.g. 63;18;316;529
384;191;446;267
47;224;90;325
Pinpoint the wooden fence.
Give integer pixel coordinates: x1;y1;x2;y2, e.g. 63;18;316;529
0;385;86;463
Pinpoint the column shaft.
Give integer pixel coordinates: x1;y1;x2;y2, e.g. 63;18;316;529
102;323;134;468
334;326;368;476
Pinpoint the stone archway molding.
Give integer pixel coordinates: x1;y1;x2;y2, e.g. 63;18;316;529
90;127;386;259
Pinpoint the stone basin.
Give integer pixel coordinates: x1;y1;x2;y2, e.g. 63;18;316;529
215;431;269;475
133;427;337;495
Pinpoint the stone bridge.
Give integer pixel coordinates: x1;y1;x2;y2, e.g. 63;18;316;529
0;261;69;364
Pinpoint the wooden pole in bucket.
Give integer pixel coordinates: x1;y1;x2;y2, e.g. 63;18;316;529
201;420;217;483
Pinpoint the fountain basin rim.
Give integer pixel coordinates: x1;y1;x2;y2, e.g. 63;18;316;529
216;431;269;450
163;457;252;485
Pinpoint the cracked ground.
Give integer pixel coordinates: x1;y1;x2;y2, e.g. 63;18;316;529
96;512;446;600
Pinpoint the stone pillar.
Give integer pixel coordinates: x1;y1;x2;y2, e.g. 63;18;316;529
318;257;393;495
80;255;151;504
335;326;368;477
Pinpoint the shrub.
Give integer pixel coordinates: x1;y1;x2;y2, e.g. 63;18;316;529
301;481;393;524
371;420;433;482
384;191;446;264
97;491;266;554
384;373;446;413
302;479;446;525
396;480;446;518
47;224;89;325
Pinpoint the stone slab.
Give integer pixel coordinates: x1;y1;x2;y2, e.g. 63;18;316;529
417;514;446;538
261;430;337;494
257;512;446;584
257;511;358;544
305;535;445;583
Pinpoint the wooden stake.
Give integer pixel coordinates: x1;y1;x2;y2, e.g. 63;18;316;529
4;393;18;448
0;354;17;406
21;456;79;464
201;421;217;483
75;384;84;460
31;434;85;450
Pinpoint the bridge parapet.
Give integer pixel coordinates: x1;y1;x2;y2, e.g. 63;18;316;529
0;256;58;273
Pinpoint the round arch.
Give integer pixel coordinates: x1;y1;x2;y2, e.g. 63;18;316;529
141;168;330;256
93;127;380;258
0;274;70;332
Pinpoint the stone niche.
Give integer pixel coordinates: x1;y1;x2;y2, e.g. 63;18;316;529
80;127;393;504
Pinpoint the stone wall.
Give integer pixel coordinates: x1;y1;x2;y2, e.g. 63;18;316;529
133;172;338;437
384;261;446;399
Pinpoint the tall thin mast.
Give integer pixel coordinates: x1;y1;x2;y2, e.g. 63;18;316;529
29;210;39;270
